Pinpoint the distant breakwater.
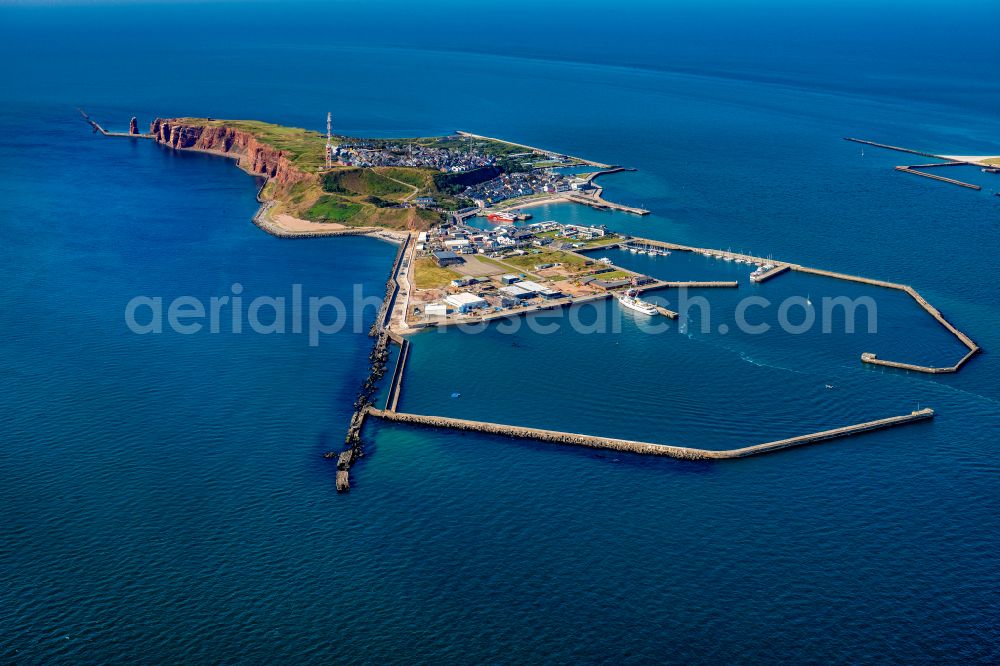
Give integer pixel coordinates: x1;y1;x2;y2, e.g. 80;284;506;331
370;408;936;460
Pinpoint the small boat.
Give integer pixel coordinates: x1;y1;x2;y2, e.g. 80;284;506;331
982;167;1000;174
451;392;461;398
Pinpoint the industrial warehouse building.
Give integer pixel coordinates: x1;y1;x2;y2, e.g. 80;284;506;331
432;250;464;267
444;292;488;313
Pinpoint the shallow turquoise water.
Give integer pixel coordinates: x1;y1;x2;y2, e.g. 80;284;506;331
1;3;999;663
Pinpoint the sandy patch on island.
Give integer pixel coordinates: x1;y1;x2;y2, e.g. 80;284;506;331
272;213;345;232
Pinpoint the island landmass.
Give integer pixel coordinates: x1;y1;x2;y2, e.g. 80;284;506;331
83;111;985;490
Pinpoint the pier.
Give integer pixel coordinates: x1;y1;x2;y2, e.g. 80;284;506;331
657;280;738;288
750;264;790;283
369;408;935;461
384;338;410;412
894;166;981;190
655;305;679;318
78;108;153;139
565;193;650;215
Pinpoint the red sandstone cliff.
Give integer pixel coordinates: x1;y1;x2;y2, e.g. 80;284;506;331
149;118;311;189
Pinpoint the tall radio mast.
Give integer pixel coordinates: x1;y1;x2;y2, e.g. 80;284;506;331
325;112;333;169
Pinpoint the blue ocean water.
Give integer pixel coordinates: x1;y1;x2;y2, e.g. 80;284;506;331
1;2;999;663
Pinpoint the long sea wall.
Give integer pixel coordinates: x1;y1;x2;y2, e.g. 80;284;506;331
370;408;936;460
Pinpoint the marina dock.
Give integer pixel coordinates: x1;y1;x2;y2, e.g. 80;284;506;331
369;408;935;461
618;237;980;374
657;280;738;288
750;264;789;283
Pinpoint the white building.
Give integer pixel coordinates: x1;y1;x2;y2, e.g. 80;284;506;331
513;280;546;293
565;224;606;237
444;292;488;313
425;303;448;317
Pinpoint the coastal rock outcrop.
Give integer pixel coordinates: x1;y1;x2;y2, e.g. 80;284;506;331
129;117;138;135
149;118;311;189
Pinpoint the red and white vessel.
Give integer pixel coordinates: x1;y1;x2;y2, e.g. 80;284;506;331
486;211;517;223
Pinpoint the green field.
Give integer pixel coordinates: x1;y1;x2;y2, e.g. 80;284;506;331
589;269;633;281
322;168;411;198
500;250;590;272
306;195;362;223
378;167;432;189
173;118;327;171
413;257;461;289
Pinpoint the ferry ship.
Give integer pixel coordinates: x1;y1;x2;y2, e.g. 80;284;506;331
616;288;658;316
486;211;517;223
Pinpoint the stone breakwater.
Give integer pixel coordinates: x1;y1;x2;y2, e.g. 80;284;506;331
369;408;936;460
325;234;412;491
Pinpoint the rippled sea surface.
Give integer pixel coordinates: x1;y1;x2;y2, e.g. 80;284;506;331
1;3;999;663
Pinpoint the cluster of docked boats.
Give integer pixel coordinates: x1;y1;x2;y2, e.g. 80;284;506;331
750;262;777;282
696;248;777;281
616;288;659;316
625;245;670;256
698;248;758;264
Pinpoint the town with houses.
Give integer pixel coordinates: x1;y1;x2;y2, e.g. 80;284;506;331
462;170;594;208
333;135;598;210
335;139;499;173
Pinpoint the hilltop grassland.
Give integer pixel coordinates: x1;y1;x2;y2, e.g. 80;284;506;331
171;117;330;172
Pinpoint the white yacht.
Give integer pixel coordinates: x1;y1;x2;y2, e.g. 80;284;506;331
617;288;659;316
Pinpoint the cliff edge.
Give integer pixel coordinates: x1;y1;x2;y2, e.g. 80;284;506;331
150;118;311;189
